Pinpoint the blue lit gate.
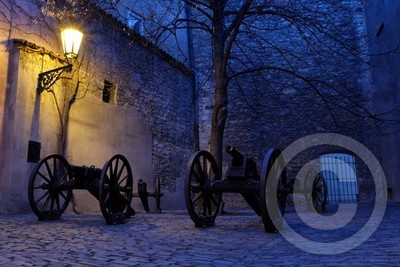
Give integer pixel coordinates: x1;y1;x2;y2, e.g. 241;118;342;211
319;153;358;202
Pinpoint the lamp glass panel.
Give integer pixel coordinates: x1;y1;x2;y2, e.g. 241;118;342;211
61;29;83;59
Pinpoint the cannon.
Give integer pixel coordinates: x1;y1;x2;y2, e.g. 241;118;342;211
184;146;327;232
133;178;162;213
28;154;135;225
287;167;327;213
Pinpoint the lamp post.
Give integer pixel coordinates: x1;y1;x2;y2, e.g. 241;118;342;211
37;28;83;94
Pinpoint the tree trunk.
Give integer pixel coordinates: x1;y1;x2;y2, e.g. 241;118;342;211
210;80;228;173
209;0;228;171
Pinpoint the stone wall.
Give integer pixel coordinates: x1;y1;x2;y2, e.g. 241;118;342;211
363;0;400;201
80;8;196;202
193;0;379;205
79;8;194;208
0;0;195;213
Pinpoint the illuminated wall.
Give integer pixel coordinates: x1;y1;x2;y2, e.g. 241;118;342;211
0;0;195;213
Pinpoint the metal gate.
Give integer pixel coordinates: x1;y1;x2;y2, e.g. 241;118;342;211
320;153;358;202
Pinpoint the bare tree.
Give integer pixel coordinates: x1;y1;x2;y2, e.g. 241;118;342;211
105;0;396;168
37;0;400;169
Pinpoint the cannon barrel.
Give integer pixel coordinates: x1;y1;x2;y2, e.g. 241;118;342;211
225;145;244;165
225;145;259;180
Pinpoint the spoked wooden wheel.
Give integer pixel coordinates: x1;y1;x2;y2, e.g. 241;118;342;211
99;154;133;225
185;150;221;228
28;154;73;221
305;170;327;213
260;148;288;233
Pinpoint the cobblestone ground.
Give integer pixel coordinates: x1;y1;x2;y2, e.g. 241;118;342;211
0;203;399;266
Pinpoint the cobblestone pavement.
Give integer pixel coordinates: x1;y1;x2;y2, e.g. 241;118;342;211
0;202;399;266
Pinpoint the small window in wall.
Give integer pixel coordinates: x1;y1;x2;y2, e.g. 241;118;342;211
320;153;359;202
102;80;116;104
127;11;144;35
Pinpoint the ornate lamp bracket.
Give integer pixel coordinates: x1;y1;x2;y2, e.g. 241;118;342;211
37;64;72;94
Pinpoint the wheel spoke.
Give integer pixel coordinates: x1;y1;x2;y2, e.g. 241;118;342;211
206;160;212;179
33;185;47;189
195;158;206;183
52;157;60;181
117;164;126;183
191;191;204;204
109;162;114;181
203;196;210;216
40;195;52;213
50;195;55;210
59;191;68;201
202;196;210;216
209;194;219;207
191;170;201;183
118;174;128;186
206;196;213;216
113;158;119;180
202;156;208;177
56;171;68;185
55;193;61;210
37;171;51;184
196;195;205;215
35;191;50;205
44;161;54;182
104;191;111;210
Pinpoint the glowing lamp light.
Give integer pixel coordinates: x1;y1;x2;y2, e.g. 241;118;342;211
61;28;83;59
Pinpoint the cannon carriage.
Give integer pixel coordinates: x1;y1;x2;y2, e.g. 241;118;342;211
184;146;327;232
28;154;135;225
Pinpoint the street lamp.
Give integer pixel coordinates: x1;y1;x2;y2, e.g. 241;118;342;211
37;28;83;94
61;28;83;60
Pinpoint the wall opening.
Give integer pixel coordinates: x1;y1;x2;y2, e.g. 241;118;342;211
320;153;358;202
102;80;116;103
